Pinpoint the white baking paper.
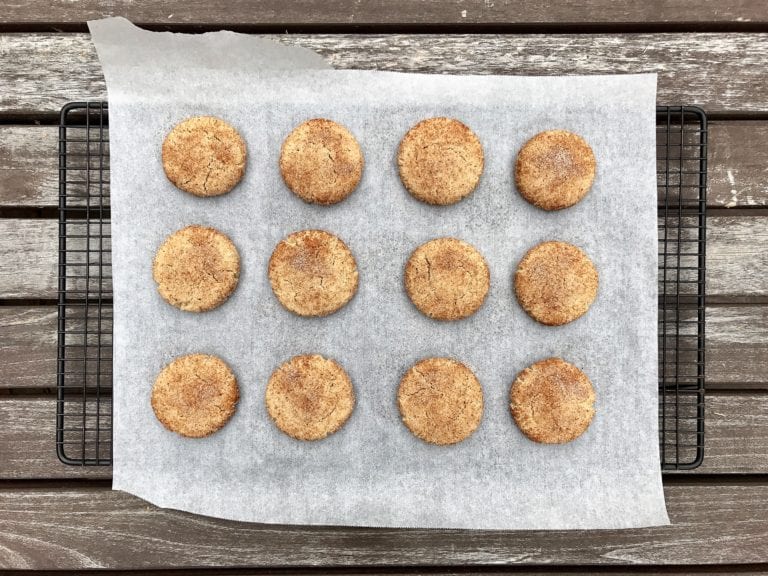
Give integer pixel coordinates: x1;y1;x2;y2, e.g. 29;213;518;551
89;17;669;529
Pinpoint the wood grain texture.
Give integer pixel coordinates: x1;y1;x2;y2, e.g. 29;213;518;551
704;392;768;473
0;307;57;389
1;305;764;389
0;125;58;207
707;216;768;299
4;216;764;299
708;306;768;385
0;397;111;479
709;122;768;207
0;483;766;568
0;219;57;299
0;391;765;479
3;33;768;115
1;0;767;27
3;121;765;208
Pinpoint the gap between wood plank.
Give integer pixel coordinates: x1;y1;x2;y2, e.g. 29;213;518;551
0;195;765;221
3;111;768;127
0;298;57;306
2;383;764;398
0;568;767;576
0;568;768;576
706;297;768;306
0;207;58;218
3;21;768;34
0;474;766;489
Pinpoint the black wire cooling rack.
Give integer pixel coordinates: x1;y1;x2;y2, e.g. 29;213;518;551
57;102;706;469
656;107;707;470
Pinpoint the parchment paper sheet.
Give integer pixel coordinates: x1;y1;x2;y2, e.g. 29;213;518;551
90;17;669;529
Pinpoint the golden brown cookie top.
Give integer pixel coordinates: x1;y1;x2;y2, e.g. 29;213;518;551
397;117;484;206
151;353;240;438
397;357;484;445
152;225;240;313
279;118;364;205
514;240;598;326
404;237;490;321
515;130;596;210
162;116;247;197
268;229;358;317
266;354;355;441
509;357;595;444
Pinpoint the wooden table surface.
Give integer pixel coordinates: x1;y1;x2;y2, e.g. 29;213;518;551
1;1;768;572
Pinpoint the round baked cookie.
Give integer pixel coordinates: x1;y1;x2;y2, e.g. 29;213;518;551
279;118;364;205
151;353;239;438
266;354;355;441
510;357;595;444
153;225;240;313
162;116;247;197
405;237;490;321
397;117;484;206
268;229;358;317
398;357;483;445
515;130;596;210
514;240;598;326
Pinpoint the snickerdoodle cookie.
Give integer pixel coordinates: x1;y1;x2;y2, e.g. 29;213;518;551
398;357;483;445
514;240;598;326
515;130;596;210
279;119;364;205
268;229;358;317
398;117;484;205
266;354;355;441
152;225;240;312
162;116;247;197
151;353;239;438
405;237;489;321
510;357;595;444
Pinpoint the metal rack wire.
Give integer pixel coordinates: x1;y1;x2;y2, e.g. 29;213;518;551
656;106;707;469
57;102;706;469
57;101;112;465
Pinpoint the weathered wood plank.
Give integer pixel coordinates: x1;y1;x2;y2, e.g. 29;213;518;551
0;482;766;568
708;306;768;385
709;122;768;208
0;306;113;391
0;397;111;479
0;126;58;207
0;392;764;478
704;392;768;474
707;216;768;299
2;216;762;299
3;33;768;115
2;0;767;27
3;121;765;208
0;307;57;389
0;219;57;299
2;305;764;389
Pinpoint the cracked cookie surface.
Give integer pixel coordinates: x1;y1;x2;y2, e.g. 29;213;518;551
514;240;598;326
153;225;240;312
162;116;247;197
279;118;364;205
266;354;355;441
397;357;483;445
397;117;484;205
509;357;595;444
268;229;358;317
151;353;239;438
404;237;490;321
515;130;596;210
